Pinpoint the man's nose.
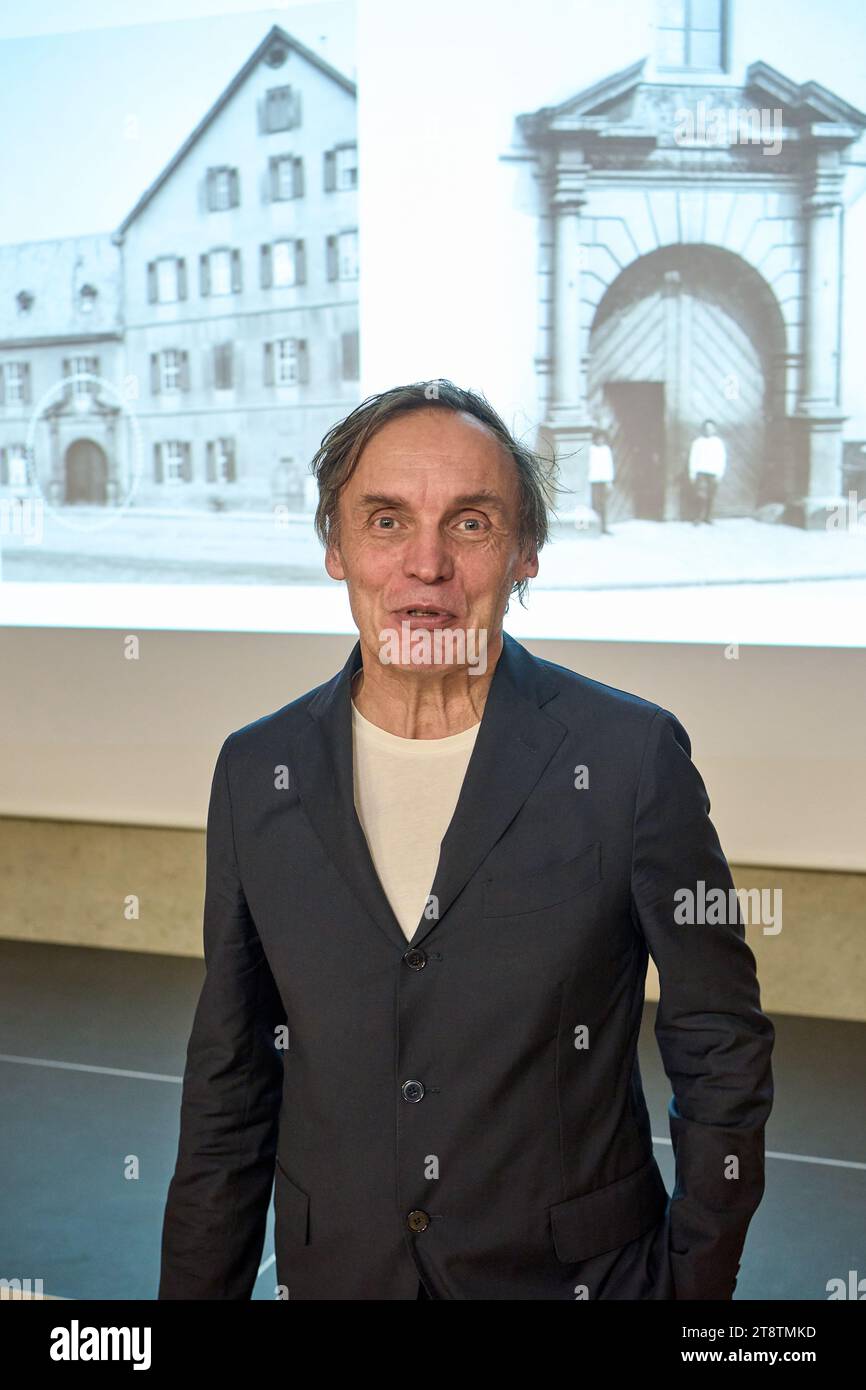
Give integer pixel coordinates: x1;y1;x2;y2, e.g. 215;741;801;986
402;525;454;583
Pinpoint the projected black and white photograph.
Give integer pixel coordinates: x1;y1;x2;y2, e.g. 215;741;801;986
0;3;357;591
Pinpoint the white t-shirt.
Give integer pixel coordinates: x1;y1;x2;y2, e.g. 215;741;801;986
588;444;614;483
351;694;481;940
689;435;726;480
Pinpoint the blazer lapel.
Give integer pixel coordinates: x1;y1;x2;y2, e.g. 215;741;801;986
288;631;567;952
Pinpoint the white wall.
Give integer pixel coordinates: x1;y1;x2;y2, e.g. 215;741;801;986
1;625;863;872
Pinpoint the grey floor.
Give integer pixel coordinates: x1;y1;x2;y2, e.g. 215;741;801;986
0;938;862;1301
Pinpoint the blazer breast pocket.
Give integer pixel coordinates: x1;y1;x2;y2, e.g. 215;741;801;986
482;840;602;918
273;1156;311;1246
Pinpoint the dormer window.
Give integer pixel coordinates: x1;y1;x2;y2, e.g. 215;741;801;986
16;289;34;313
78;283;98;312
656;0;728;73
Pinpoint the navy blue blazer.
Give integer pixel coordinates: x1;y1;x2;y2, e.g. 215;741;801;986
159;631;774;1299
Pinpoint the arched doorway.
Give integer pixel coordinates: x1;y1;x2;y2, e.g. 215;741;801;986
65;438;108;504
587;246;787;521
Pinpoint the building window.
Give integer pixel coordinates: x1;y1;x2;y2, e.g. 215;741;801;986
206;437;237;483
200;248;242;296
1;361;31;406
656;0;727;71
150;349;190;394
1;443;29;487
211;248;232;296
148;256;187;304
269;154;304;201
206;166;240;211
155;440;191;484
263;337;309;386
260;239;306;288
341;330;359;381
326;229;359;281
63;356;99;401
324;144;358;192
264;85;301;132
213;343;234;390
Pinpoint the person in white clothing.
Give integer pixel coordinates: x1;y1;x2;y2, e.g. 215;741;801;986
688;419;726;524
588;427;615;535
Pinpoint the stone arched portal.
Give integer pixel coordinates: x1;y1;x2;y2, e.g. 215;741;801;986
587;244;787;522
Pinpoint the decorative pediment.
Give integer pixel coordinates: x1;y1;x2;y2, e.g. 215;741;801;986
518;58;866;155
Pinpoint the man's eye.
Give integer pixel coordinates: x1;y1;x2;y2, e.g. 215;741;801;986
460;517;483;531
373;515;397;528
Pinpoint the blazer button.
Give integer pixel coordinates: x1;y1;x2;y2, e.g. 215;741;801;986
407;1210;430;1233
401;1079;425;1102
403;947;427;970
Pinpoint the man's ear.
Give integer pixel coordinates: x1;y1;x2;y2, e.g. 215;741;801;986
521;544;540;580
325;542;345;582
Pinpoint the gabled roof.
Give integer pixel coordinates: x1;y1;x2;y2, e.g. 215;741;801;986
114;24;355;240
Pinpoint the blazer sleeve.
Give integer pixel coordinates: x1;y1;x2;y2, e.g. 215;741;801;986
630;708;775;1300
158;734;286;1299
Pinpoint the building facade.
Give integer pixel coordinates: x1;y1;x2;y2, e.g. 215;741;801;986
0;25;358;515
515;2;866;528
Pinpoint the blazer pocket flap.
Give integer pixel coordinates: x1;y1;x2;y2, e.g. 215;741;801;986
274;1157;311;1246
483;841;602;917
549;1155;668;1263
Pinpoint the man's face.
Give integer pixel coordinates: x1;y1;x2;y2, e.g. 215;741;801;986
703;420;716;436
324;407;539;671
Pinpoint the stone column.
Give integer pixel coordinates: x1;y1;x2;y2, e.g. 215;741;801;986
787;153;848;528
539;157;597;535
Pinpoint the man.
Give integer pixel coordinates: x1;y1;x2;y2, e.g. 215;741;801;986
158;381;774;1301
688;418;726;524
588;427;614;535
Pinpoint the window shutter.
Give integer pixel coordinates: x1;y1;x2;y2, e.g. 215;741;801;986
294;157;304;198
326;235;338;281
269;156;279;201
182;442;192;482
231;248;242;293
21;363;32;404
230;168;240;207
0;369;5;406
147;261;157;302
199;253;210;296
291;89;302;127
180;351;190;391
341;330;359;380
226;438;236;482
206;441;216;483
177;257;188;300
323;149;336;192
297;339;309;384
62;357;72;403
154;443;163;484
295;239;306;285
263;341;274;387
215;343;233;389
206;168;216;211
150;352;160;394
260;243;272;289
